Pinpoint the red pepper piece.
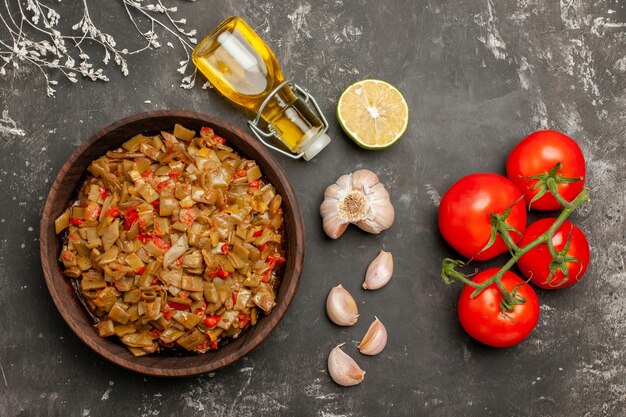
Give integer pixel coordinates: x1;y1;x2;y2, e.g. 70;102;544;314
196;339;210;351
167;301;189;311
151;276;159;285
252;230;263;237
106;207;120;218
137;232;154;243
141;169;153;178
99;187;108;199
176;256;184;266
232;291;238;305
150;200;160;211
193;304;207;316
233;170;247;178
221;243;230;254
206;269;230;279
237;314;251;329
136;267;146;275
123;208;138;231
157;180;170;191
200;126;214;137
267;255;286;265
70;217;84;226
203;315;221;328
214;135;226;145
168;171;180;180
258;243;268;252
163;306;174;321
249;179;260;189
210;340;219;350
148;328;163;339
152;237;171;251
60;251;74;261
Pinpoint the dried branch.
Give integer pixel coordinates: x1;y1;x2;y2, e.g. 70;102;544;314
0;109;25;136
0;0;198;96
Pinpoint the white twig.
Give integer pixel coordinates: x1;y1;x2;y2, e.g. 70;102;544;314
0;0;198;96
0;109;26;136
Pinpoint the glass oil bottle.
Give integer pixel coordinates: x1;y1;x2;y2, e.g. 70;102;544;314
192;16;331;160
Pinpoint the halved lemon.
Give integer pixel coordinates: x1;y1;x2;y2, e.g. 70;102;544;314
336;79;409;150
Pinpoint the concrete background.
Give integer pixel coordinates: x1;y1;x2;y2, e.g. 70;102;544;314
0;0;625;416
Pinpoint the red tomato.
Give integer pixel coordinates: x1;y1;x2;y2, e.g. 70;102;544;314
506;130;586;211
438;173;527;261
517;218;590;289
458;269;540;348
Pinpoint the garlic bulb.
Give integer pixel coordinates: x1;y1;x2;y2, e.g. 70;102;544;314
363;250;394;290
326;285;359;326
320;169;395;239
358;317;388;356
328;344;366;386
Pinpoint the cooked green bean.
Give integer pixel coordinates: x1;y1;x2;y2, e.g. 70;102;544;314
55;125;285;356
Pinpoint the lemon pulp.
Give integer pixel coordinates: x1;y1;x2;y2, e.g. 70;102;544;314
337;79;409;149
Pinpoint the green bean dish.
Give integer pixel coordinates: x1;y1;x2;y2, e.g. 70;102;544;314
55;124;285;356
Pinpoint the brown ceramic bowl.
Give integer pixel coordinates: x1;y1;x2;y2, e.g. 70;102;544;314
40;110;305;377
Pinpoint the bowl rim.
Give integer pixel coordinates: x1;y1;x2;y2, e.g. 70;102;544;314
39;110;305;377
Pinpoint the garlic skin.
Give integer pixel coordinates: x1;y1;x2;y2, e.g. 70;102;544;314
358;317;388;356
326;285;359;326
320;169;395;239
363;250;394;290
328;344;365;386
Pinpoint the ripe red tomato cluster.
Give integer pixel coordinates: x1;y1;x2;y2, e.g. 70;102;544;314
438;130;590;348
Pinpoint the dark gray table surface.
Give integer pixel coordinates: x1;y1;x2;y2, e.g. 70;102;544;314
1;1;625;416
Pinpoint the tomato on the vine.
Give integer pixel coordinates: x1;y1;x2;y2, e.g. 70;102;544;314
517;218;590;289
438;173;527;261
458;269;540;348
506;130;586;211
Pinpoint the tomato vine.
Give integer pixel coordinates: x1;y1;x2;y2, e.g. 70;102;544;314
441;164;590;313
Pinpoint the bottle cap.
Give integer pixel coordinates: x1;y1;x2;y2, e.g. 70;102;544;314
301;133;331;161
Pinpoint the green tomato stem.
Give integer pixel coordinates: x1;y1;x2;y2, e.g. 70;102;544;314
441;259;480;288
547;177;575;209
496;222;521;253
468;188;589;302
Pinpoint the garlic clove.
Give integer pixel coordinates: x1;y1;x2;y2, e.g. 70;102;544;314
326;285;359;326
363;250;393;290
352;169;380;191
322;215;349;240
328;343;366;386
320;169;395;239
358;317;388;356
356;184;395;234
324;183;344;200
320;198;348;239
335;173;353;190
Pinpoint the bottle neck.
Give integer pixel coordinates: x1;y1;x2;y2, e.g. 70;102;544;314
259;84;296;120
256;84;325;153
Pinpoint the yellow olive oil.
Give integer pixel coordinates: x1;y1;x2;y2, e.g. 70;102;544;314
192;17;330;159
